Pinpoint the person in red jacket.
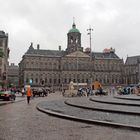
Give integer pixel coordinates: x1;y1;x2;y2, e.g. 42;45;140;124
26;87;32;104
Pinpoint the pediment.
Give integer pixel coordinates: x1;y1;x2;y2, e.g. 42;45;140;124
66;51;90;58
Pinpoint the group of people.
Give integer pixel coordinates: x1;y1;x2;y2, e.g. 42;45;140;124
23;86;50;104
117;86;139;95
77;87;92;97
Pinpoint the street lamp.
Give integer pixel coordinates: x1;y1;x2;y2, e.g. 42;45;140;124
76;51;79;90
51;61;54;92
87;26;93;90
136;70;138;84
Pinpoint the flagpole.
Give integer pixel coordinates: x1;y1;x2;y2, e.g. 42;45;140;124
87;26;93;90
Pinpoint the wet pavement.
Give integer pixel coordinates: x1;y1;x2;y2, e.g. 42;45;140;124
0;94;25;106
0;93;140;140
67;96;140;114
37;97;140;127
90;95;140;106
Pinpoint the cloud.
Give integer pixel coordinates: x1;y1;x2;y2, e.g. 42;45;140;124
0;0;140;64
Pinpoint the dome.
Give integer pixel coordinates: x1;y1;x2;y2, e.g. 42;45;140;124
68;28;80;33
68;23;80;33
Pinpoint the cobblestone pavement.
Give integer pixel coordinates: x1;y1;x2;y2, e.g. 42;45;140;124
91;95;140;105
0;92;140;140
38;98;140;126
67;96;140;113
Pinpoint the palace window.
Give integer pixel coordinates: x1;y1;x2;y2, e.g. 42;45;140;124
54;79;56;84
45;78;47;83
64;78;67;83
0;40;2;46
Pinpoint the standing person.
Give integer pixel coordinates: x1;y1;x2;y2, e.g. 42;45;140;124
22;88;25;97
86;87;90;97
26;87;31;104
112;86;115;96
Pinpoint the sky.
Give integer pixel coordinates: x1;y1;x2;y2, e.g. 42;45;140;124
0;0;140;65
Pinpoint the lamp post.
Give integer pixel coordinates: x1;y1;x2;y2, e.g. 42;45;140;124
51;61;53;92
87;26;93;90
76;51;79;90
136;71;138;84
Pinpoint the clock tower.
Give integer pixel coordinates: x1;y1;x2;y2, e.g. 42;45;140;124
66;22;83;54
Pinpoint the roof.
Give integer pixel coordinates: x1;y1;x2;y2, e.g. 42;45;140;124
68;28;80;33
25;46;65;57
125;55;140;65
25;45;120;60
93;52;120;59
68;23;80;33
25;46;119;59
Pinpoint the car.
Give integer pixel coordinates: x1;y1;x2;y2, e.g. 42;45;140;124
0;91;16;101
95;89;108;95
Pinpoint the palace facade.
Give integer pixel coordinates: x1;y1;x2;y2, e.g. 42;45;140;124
19;22;124;89
123;56;140;85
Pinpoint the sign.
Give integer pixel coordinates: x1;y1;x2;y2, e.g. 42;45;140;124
29;79;32;85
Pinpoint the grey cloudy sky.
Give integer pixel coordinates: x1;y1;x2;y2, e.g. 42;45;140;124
0;0;140;65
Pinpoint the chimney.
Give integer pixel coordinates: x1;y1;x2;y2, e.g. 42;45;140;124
30;42;33;47
37;44;40;50
59;45;61;51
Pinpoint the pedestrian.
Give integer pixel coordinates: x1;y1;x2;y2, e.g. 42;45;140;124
112;86;115;96
86;88;90;97
26;87;32;104
22;88;25;97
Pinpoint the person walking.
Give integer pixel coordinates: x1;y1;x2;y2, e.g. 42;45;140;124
26;87;32;104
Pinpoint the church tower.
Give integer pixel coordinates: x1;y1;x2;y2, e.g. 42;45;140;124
66;21;83;54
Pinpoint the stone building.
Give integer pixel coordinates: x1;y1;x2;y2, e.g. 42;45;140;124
124;56;140;85
19;22;124;89
0;31;9;88
7;63;19;88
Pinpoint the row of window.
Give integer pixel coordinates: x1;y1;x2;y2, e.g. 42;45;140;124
125;66;138;74
24;62;59;69
25;76;121;85
24;63;121;71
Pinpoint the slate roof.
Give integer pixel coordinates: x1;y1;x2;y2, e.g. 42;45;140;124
92;52;119;59
25;46;120;59
25;46;65;57
125;55;140;65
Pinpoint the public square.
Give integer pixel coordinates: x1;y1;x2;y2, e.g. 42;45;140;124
0;91;140;140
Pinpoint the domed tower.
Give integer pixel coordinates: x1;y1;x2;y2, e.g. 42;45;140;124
66;22;83;54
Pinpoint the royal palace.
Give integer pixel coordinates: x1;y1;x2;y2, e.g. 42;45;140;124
19;22;138;90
